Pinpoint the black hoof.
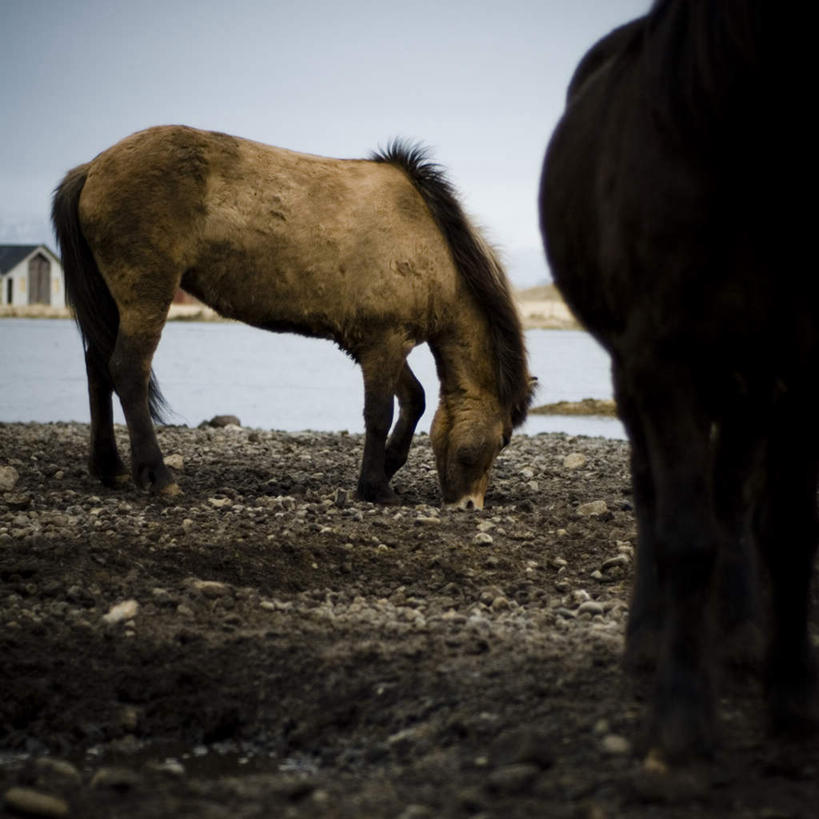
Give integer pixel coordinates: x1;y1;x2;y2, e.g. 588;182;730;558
357;482;400;505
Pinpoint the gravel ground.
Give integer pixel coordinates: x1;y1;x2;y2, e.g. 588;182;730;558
1;421;818;818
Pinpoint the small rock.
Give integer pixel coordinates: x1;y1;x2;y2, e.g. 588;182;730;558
89;766;141;791
600;734;631;755
577;600;604;616
33;758;81;786
202;414;241;428
601;554;630;572
208;496;232;508
190;579;231;598
563;452;587;469
0;465;20;492
333;488;349;508
487;763;540;794
474;532;494;546
491;595;511;612
3;787;68;817
576;500;608;517
164;454;184;471
102;599;139;624
6;493;32;510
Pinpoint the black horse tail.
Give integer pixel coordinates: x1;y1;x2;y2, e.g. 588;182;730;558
51;165;168;423
370;140;532;427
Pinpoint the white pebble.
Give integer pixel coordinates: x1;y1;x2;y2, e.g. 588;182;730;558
102;600;139;624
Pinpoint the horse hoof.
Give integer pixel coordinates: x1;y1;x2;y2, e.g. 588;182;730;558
98;471;131;489
356;483;400;505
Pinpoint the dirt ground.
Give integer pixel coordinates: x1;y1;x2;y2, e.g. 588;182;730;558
2;421;818;818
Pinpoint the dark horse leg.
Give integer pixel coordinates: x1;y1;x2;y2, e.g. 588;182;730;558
356;341;409;504
756;398;819;735
85;347;129;487
615;360;661;669
108;309;178;495
384;362;425;480
623;363;763;672
626;361;721;759
710;406;765;667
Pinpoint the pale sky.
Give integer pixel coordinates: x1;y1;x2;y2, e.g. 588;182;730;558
0;0;648;286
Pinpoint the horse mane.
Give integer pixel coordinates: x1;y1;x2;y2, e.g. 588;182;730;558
642;0;765;148
370;140;531;426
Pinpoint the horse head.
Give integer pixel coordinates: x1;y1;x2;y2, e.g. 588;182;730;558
430;394;511;511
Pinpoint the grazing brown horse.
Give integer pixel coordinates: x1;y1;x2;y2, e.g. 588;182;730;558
541;1;815;760
53;126;532;508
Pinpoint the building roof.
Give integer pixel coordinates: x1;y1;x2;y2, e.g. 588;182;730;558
0;244;59;275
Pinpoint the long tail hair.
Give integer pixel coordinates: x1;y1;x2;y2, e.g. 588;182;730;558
371;141;532;426
51;166;167;422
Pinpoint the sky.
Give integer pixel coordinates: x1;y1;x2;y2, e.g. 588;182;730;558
0;0;648;287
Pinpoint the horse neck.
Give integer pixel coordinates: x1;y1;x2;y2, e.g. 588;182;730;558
430;304;502;413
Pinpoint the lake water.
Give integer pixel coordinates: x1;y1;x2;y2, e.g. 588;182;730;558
0;319;625;439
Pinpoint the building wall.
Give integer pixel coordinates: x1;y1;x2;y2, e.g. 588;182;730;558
0;248;65;307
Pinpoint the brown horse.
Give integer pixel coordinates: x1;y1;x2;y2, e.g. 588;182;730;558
541;1;814;760
52;125;532;508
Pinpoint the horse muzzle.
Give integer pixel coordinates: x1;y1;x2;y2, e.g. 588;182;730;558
446;493;485;511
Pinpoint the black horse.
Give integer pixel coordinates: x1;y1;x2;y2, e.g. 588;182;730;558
540;1;815;760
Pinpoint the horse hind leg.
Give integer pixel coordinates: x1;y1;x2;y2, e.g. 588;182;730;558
628;364;721;760
85;346;128;487
755;401;819;736
384;362;425;480
108;305;178;495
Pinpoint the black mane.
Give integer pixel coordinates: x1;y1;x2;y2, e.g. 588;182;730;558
370;140;531;426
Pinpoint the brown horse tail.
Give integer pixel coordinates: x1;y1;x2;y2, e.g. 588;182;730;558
370;141;532;426
51;165;168;423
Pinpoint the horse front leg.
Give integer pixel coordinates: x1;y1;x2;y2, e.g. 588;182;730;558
384;362;425;480
85;347;129;487
356;342;407;504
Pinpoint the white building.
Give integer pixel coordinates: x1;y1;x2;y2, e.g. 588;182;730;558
0;244;65;307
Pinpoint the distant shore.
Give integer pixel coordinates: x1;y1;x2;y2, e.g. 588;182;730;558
0;285;581;330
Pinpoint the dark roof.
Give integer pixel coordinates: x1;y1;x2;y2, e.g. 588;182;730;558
0;244;58;275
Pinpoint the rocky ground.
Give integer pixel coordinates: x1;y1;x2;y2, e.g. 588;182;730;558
1;421;818;819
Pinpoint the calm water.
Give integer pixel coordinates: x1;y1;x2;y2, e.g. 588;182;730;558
0;319;625;439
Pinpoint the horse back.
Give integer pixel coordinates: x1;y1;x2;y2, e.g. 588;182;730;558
77;126;461;343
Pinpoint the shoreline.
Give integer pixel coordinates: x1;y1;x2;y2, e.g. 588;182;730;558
0;288;582;330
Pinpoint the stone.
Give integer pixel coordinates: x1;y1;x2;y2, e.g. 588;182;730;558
3;787;68;817
600;734;631;755
190;579;231;598
577;600;604;616
102;599;139;624
89;766;141;790
474;532;494;546
202;414;241;428
487;763;540;794
0;465;19;492
576;500;608;517
164;453;184;471
563;452;587;469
